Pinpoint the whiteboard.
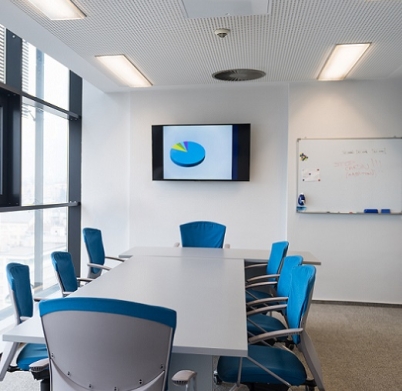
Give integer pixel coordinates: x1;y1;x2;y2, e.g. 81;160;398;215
297;138;402;214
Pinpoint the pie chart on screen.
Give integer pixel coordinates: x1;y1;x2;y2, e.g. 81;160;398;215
170;141;206;167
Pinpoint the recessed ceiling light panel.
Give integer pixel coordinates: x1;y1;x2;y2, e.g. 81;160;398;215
318;43;371;81
213;69;266;82
26;0;86;20
182;0;271;18
96;55;152;88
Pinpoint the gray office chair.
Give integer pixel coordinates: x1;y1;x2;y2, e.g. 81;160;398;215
35;297;197;390
0;263;49;390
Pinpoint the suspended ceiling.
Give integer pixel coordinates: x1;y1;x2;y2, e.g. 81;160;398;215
1;0;402;92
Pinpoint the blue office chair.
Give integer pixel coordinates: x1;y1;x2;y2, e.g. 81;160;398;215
246;255;304;337
176;221;228;248
217;265;325;391
83;227;125;279
245;240;289;302
37;297;197;390
0;263;49;390
51;251;92;297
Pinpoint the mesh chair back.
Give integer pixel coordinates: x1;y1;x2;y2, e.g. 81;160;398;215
83;227;106;278
51;251;79;295
286;265;316;345
266;241;289;276
180;221;226;248
40;297;176;391
6;263;34;322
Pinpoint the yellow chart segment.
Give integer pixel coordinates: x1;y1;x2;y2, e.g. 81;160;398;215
172;143;187;152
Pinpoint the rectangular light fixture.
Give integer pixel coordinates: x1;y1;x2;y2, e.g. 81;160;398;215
26;0;85;20
96;55;152;88
318;43;371;81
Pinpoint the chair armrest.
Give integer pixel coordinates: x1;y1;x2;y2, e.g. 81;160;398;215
29;357;49;381
29;358;49;372
246;273;280;283
62;291;75;296
77;277;93;284
244;263;267;270
172;370;197;387
247;304;287;316
246;296;288;308
105;256;125;262
245;280;278;289
248;328;303;345
87;263;112;271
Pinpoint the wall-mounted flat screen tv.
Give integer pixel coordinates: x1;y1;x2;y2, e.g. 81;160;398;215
152;124;250;181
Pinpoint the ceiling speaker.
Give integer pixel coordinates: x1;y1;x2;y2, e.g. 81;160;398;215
213;69;266;81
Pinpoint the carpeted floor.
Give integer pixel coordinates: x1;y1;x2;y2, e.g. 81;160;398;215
1;303;401;390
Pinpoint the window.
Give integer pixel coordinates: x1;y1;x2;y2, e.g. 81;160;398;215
22;41;69;110
21;103;69;206
0;29;82;334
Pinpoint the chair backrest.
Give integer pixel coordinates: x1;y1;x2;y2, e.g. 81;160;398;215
266;241;289;276
179;221;226;248
51;251;79;296
1;263;48;382
39;297;177;391
286;265;324;390
286;265;316;345
83;227;106;278
6;263;34;324
276;255;303;298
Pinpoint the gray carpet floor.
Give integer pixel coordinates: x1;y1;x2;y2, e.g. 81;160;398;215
1;303;401;390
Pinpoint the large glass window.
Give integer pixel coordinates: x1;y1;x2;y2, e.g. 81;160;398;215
21;103;69;206
22;41;69;110
0;29;81;337
0;208;67;330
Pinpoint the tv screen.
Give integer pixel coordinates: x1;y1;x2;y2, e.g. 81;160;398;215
152;124;250;181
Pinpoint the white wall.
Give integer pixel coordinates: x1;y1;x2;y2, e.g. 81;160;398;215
288;80;402;304
128;85;289;248
81;81;131;274
82;80;402;304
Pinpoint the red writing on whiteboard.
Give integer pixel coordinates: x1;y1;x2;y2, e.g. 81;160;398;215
333;158;382;178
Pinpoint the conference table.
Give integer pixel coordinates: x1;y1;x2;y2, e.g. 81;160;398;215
119;246;321;265
3;246;320;390
3;251;248;390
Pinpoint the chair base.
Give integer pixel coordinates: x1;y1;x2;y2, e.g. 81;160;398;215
243;383;289;391
40;378;50;391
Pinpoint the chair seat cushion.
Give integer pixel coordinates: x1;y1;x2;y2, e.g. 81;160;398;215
17;343;48;371
247;314;286;336
217;344;307;386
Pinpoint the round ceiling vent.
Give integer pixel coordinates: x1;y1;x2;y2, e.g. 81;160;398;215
213;69;266;82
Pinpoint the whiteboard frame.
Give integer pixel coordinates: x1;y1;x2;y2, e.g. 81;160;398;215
296;137;402;215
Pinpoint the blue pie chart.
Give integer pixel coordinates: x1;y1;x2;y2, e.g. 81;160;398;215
170;141;205;167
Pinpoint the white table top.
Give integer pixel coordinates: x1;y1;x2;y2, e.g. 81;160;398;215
119;246;321;265
3;255;248;357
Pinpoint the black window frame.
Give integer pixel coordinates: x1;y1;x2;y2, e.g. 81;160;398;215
0;29;82;272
